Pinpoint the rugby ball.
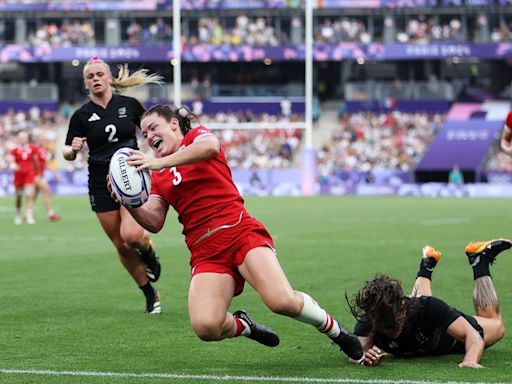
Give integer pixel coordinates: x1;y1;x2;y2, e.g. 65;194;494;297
108;147;151;207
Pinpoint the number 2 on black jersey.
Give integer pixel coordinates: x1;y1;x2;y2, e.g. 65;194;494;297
105;124;119;142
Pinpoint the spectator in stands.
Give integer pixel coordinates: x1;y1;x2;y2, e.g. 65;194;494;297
29;104;41;122
126;21;142;45
192;96;204;116
280;97;292;120
290;16;302;44
448;164;465;197
491;22;512;42
448;164;464;186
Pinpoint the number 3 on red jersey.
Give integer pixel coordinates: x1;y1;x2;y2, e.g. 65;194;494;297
170;167;182;185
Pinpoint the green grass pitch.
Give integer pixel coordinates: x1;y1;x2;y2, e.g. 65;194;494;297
1;195;512;383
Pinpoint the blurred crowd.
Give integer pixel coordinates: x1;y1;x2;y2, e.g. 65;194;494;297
189;14;280;46
314;18;372;44
125;18;172;46
3;107;512;180
485;147;512;172
199;112;304;168
395;16;512;43
317;112;445;175
28;21;95;47
7;13;511;48
0;105;306;173
316;15;512;44
394;17;465;43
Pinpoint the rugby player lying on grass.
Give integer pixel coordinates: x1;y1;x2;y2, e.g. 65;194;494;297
347;239;511;368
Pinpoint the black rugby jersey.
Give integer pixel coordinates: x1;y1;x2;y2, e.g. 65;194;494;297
354;296;468;357
65;94;145;181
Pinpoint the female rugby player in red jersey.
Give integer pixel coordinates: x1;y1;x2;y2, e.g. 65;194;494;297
117;104;363;362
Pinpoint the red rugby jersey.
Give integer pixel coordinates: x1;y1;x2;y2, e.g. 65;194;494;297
149;126;247;247
11;145;38;174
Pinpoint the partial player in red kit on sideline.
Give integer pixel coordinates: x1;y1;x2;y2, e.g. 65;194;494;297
9;130;38;225
112;104;364;362
33;134;61;222
500;111;512;156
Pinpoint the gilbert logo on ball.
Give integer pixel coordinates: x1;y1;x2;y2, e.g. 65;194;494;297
108;148;151;207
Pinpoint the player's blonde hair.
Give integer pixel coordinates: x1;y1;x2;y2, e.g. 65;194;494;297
83;56;164;93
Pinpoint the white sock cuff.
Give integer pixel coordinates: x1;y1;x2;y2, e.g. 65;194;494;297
295;292;326;327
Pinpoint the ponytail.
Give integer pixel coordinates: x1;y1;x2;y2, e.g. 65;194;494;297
112;64;164;93
83;57;164;93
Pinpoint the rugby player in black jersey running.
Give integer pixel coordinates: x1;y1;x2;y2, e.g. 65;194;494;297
348;239;511;368
63;57;163;314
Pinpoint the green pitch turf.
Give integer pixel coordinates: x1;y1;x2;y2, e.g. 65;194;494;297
1;195;512;383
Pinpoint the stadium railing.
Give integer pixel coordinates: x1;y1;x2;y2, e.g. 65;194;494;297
0;83;58;102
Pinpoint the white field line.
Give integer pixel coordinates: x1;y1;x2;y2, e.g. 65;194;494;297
0;369;506;384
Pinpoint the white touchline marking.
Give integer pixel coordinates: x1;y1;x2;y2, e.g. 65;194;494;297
0;369;506;384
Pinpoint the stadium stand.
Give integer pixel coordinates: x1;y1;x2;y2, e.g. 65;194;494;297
317;111;445;173
1;0;512;197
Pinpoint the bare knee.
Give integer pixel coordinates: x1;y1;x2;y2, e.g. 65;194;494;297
265;290;302;317
191;319;224;342
121;229;145;249
496;322;505;342
121;230;142;247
